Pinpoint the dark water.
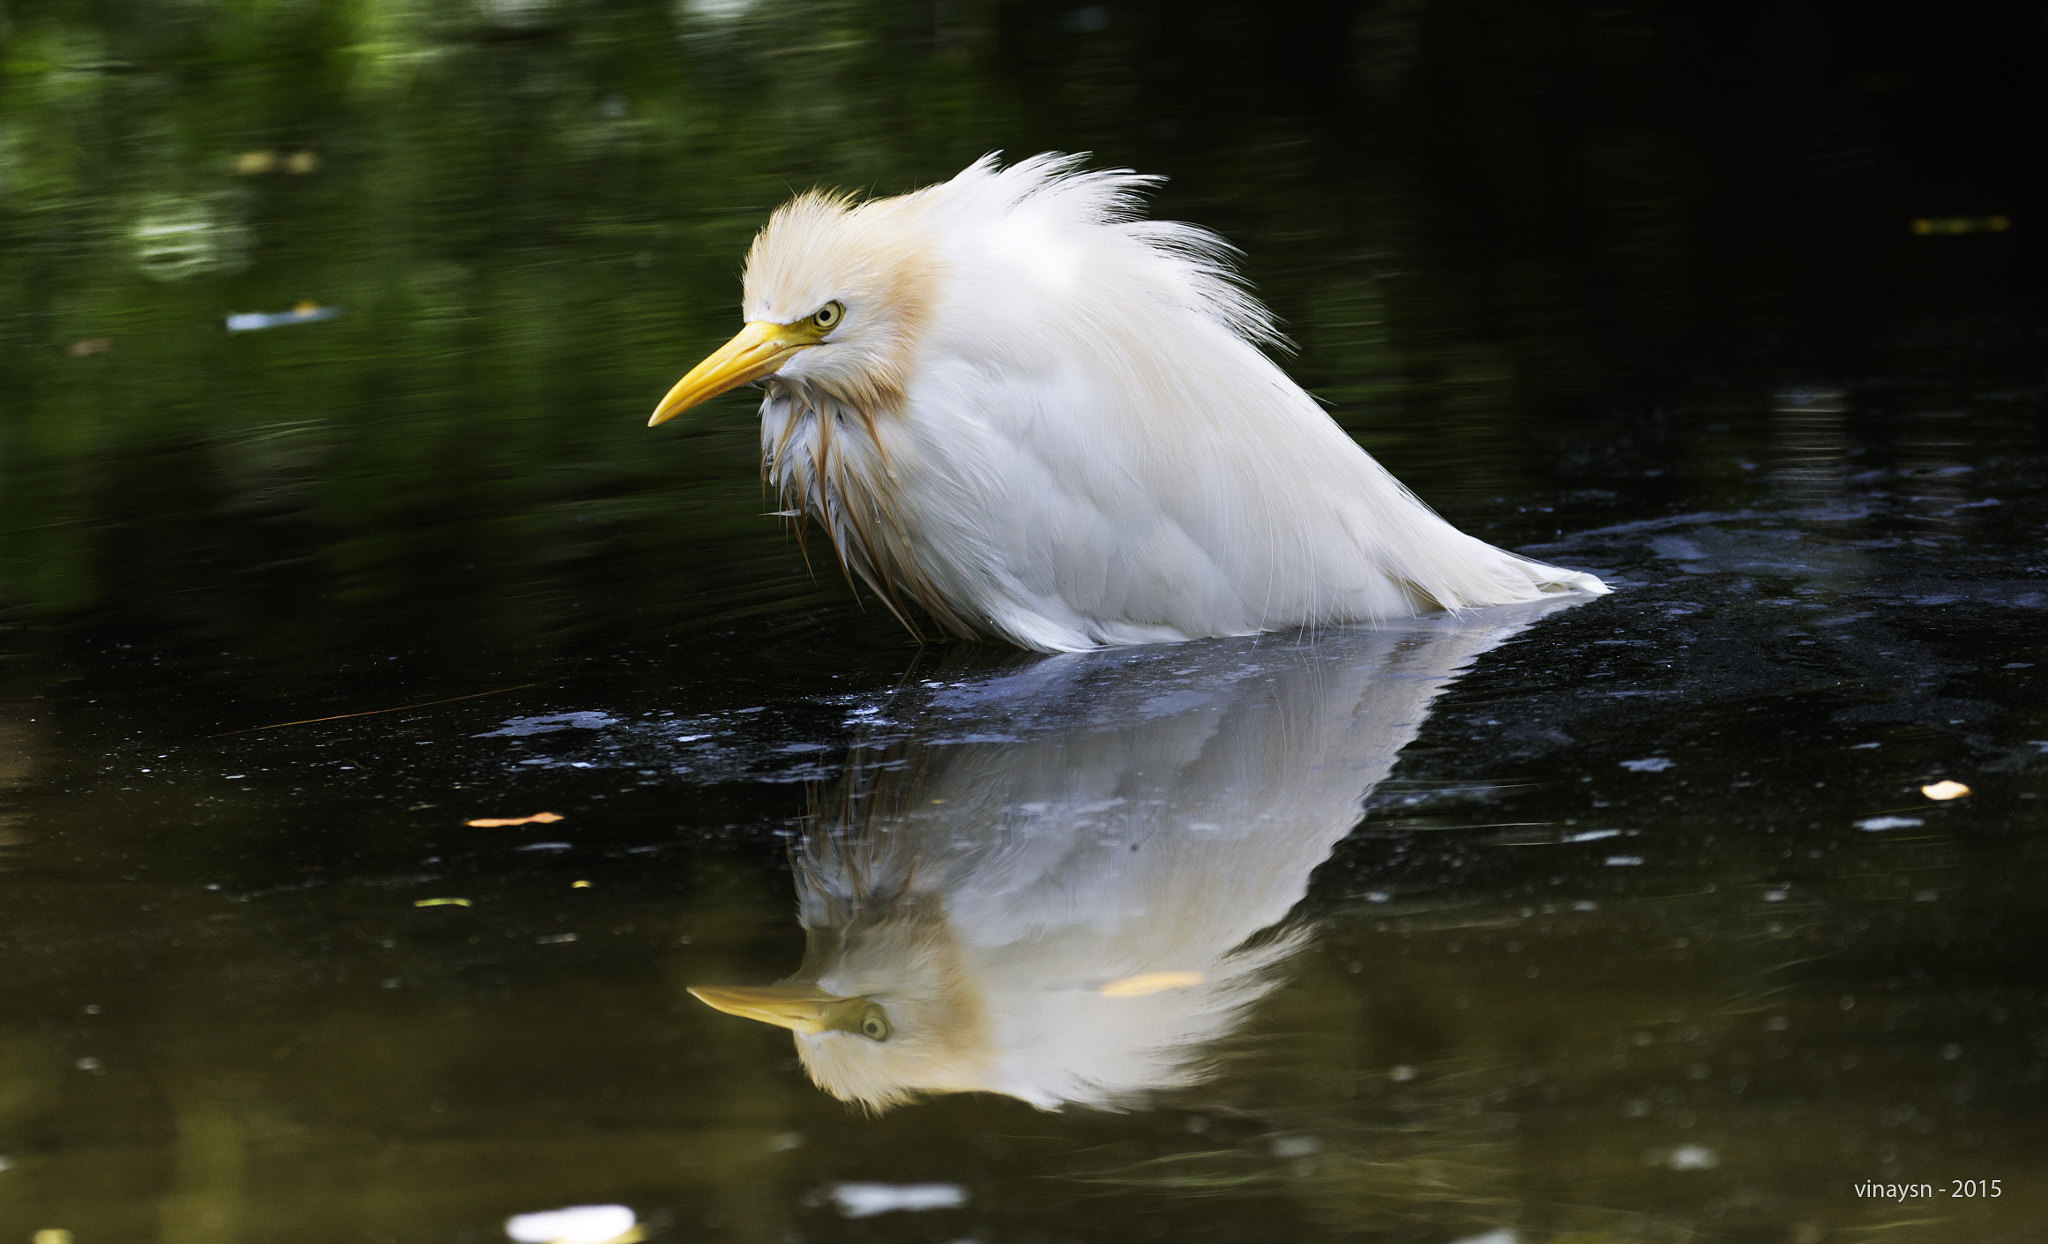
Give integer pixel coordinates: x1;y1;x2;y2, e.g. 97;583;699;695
3;2;2046;1241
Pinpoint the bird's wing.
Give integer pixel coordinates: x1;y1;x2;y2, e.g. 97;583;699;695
888;328;1591;651
877;355;1224;649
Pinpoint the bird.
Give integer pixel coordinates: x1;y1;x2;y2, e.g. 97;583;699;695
687;598;1583;1111
648;154;1607;652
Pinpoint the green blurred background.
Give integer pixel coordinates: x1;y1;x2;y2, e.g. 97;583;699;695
5;0;2037;680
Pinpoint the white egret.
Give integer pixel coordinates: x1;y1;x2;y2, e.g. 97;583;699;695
649;154;1606;651
688;599;1581;1111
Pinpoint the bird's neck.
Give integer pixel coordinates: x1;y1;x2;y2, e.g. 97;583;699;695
761;385;976;641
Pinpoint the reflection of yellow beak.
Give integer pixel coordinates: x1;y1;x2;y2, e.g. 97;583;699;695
648;320;818;427
688;984;842;1034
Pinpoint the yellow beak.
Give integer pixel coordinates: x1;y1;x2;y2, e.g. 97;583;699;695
648;320;818;427
687;984;842;1034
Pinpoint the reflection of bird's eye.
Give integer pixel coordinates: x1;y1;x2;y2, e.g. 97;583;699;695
812;301;843;330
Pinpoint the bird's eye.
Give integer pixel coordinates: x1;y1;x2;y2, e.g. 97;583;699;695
812;301;844;331
824;997;891;1040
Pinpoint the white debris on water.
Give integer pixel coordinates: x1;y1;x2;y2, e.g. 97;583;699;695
1270;1133;1322;1157
1665;1144;1720;1170
505;1205;637;1244
1855;815;1924;831
475;712;619;738
1620;757;1673;772
830;1182;968;1219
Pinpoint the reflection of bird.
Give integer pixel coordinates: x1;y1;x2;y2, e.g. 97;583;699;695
649;154;1605;651
689;601;1580;1111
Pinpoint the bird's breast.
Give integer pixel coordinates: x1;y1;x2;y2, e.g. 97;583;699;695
761;387;990;638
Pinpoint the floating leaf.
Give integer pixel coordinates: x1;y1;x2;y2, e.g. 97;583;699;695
466;811;564;827
1911;216;2009;236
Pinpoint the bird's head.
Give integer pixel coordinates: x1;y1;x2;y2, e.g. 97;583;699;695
687;897;996;1113
647;153;1288;439
648;188;940;427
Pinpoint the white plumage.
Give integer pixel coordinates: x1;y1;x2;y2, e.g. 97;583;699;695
688;598;1582;1111
650;154;1606;651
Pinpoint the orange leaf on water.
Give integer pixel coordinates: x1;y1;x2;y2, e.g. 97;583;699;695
465;811;565;827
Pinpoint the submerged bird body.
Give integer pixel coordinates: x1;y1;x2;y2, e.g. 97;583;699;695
652;155;1605;650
